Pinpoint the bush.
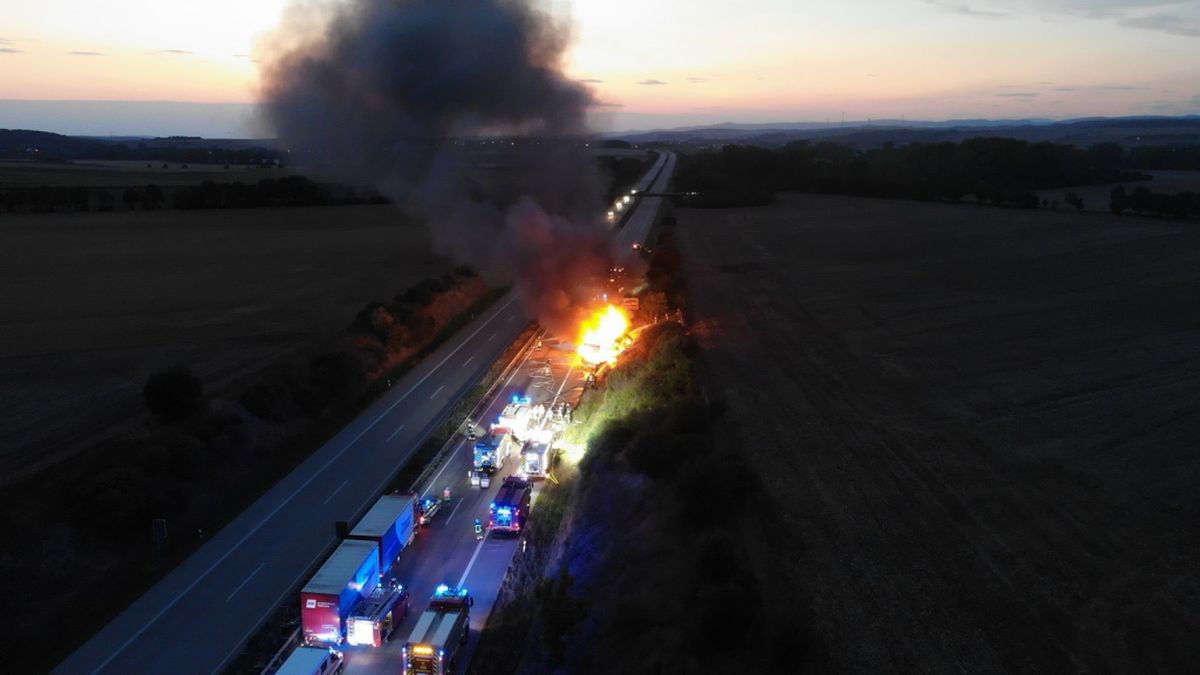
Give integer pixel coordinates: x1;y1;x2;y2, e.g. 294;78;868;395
624;429;709;480
535;567;588;665
143;366;205;421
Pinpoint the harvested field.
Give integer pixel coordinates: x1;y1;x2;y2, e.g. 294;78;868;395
0;204;448;477
678;193;1200;672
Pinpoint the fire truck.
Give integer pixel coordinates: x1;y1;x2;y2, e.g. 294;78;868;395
345;581;409;648
489;477;531;536
519;438;553;480
472;428;515;477
401;586;472;675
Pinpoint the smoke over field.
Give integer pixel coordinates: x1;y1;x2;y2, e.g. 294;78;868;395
262;0;609;332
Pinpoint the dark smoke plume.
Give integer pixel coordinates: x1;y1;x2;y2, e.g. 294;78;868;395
262;0;611;333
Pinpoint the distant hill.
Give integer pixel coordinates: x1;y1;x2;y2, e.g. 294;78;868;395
0;129;282;163
610;116;1200;150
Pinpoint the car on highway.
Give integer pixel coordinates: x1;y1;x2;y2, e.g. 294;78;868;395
416;496;442;526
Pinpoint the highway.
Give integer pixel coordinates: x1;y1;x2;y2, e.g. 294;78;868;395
54;150;674;675
342;150;676;674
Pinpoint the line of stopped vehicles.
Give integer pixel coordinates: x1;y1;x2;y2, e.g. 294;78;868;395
274;391;572;675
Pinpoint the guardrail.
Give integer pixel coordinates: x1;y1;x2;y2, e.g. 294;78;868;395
407;323;541;496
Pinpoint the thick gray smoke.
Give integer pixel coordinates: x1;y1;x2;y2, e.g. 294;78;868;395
262;0;612;333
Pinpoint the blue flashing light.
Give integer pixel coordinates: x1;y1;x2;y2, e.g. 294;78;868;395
460;588;469;596
489;502;496;510
435;584;449;596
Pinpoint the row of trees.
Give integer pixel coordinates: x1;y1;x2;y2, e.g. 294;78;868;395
172;177;385;210
675;138;1151;208
0;177;386;213
1111;186;1200;218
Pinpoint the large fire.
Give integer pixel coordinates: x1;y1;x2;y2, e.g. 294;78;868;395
576;304;631;365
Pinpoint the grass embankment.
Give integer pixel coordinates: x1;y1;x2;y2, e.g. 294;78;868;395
474;225;808;674
0;270;503;673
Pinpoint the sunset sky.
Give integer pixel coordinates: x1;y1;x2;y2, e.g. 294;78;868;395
1;0;1198;136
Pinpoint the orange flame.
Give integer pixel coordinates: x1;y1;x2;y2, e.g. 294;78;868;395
577;304;630;365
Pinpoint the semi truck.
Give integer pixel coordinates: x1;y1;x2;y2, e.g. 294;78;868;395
275;646;343;675
402;585;473;675
301;539;380;645
489;476;531;536
472;428;514;476
346;581;410;648
347;493;417;577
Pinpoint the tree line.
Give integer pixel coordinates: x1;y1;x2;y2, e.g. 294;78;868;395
0;176;386;213
675;138;1153;209
1110;185;1200;219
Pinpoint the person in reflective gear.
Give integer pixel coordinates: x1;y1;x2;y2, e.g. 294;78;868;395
474;518;484;540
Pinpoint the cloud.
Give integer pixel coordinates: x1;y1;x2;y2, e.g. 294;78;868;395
925;1;1009;18
686;77;707;83
637;79;668;85
579;78;604;83
158;49;193;55
1053;84;1146;93
589;101;623;108
0;48;21;54
0;37;10;44
1118;13;1200;37
68;51;104;56
997;92;1038;97
926;0;1200;38
234;53;252;59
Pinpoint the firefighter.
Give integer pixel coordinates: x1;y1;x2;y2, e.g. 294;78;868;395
474;518;484;540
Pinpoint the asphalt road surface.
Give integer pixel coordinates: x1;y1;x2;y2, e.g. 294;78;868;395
342;331;581;674
56;151;673;675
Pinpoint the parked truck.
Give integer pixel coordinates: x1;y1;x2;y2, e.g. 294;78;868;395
347;493;417;577
346;580;409;648
301;539;380;645
402;585;472;675
489;476;531;536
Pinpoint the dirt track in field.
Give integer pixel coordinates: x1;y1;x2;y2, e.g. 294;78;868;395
679;193;1200;673
0;205;446;476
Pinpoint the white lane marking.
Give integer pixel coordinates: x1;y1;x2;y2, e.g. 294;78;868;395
421;333;539;500
429;384;445;399
386;424;406;443
487;332;496;342
97;294;519;674
445;496;464;524
462;356;474;368
554;364;575;401
457;537;487;589
225;563;264;603
322;480;349;505
425;438;466;501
